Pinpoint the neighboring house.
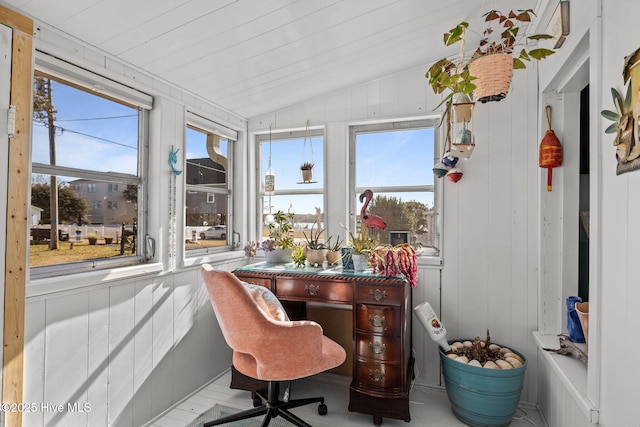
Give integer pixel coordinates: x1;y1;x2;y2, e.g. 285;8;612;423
70;179;136;225
185;157;228;227
29;205;42;227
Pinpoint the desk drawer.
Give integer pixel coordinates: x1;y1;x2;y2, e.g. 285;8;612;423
356;332;402;361
355;284;404;306
355;360;403;390
234;275;271;289
356;304;402;334
275;278;353;304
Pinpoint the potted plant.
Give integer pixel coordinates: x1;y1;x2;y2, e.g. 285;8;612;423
300;161;314;183
344;226;376;271
263;210;295;263
371;243;418;288
440;331;527;427
324;234;344;265
426;9;555;108
87;234;98;245
302;223;326;266
291;244;306;268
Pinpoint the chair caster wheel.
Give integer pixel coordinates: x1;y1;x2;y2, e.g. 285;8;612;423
252;396;262;407
318;403;328;415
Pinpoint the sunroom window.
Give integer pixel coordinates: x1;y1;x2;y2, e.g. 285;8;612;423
349;120;439;253
30;54;152;278
256;127;324;244
184;113;235;255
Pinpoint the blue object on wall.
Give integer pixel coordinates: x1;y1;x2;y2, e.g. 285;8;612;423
169;145;182;176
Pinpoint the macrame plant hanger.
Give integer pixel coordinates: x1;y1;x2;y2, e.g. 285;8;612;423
299;120;316;184
264;125;275;224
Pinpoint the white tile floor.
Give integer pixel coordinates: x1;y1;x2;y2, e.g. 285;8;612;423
145;370;547;427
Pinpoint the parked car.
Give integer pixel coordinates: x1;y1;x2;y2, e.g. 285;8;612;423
200;225;226;240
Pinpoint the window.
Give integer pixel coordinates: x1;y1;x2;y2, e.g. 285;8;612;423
257;127;325;244
184;113;235;254
30;54;151;277
350;120;439;252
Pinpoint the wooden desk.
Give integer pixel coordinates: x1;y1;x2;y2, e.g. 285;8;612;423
233;262;413;426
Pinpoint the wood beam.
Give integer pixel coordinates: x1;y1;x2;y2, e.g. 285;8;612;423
1;6;33;427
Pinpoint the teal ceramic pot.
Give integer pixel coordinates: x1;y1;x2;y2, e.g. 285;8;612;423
439;342;527;427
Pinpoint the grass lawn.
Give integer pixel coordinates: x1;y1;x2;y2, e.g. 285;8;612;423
30;239;127;267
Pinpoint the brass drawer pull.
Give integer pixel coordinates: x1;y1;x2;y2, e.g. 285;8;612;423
369;289;387;301
305;284;320;296
368;315;386;328
368;369;385;382
369;342;386;355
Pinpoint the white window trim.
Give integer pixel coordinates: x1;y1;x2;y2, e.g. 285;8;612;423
184;112;235;258
348;119;442;258
254;126;325;238
29;52;151;280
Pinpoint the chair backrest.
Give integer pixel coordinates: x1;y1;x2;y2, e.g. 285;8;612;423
201;265;347;381
201;265;277;354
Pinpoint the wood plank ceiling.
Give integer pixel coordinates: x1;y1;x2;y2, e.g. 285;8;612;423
4;0;538;119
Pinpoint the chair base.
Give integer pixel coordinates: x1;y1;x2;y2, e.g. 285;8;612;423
204;380;326;427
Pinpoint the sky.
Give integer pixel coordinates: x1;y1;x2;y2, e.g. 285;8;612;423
32;78;139;177
33;76;434;220
260;129;435;217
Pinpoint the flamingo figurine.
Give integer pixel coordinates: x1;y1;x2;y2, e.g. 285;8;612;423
359;189;387;230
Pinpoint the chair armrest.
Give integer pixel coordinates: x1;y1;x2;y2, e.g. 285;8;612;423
251;319;330;380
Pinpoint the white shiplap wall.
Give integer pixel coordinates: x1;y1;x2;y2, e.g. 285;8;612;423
24;260;244;427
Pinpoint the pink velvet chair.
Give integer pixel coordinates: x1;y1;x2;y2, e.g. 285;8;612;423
201;265;346;427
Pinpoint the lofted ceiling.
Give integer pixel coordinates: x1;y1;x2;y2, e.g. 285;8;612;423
4;0;539;119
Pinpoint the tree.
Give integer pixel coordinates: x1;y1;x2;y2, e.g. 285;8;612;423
368;196;435;246
33;75;60;248
368;195;415;233
31;183;89;225
123;184;138;204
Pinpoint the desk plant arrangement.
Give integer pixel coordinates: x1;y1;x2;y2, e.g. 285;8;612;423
344;226;376;271
324;234;344;265
302;223;326;266
243;210;295;263
371;243;418;288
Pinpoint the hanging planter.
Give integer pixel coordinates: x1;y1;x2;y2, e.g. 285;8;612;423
264;125;275;194
468;54;513;103
452;92;475;122
300;162;314;183
426;10;555;107
451;121;475;159
298;120;317;184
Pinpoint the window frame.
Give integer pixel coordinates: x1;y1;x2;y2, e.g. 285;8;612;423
29;52;152;279
348;119;441;257
183;112;236;257
255;127;325;241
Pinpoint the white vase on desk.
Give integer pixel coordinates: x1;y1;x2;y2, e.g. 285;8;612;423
265;248;292;263
351;254;368;271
